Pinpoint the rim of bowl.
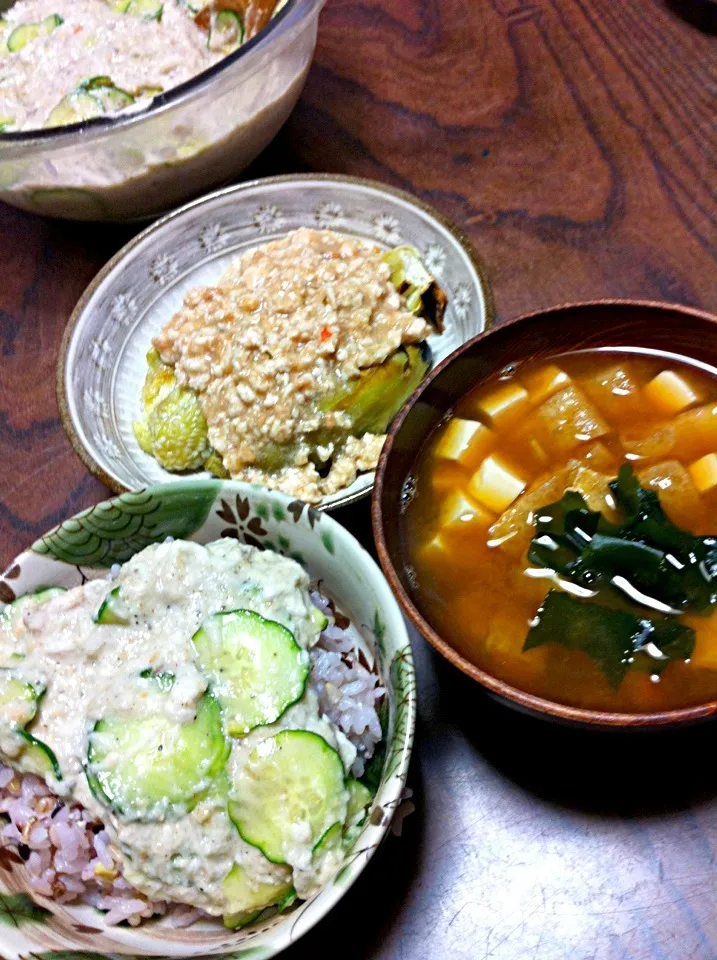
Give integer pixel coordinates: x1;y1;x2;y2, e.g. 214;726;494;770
0;0;320;144
372;298;717;728
56;172;495;506
1;477;417;953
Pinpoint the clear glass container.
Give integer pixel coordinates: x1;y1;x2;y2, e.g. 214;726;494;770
0;0;325;220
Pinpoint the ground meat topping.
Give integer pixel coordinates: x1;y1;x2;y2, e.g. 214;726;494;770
154;228;431;501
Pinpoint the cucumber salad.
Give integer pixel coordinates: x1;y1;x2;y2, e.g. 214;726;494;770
0;0;283;133
0;539;382;927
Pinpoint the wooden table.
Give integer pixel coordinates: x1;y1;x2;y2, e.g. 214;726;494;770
1;1;716;957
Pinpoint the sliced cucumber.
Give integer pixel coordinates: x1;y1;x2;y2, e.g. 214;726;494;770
221;862;292;929
95;85;134;112
7;14;62;52
228;730;348;865
17;731;62;781
192;610;309;736
345;778;372;828
125;0;163;20
28;188;108;219
110;0;132;11
310;604;329;633
277;887;297;912
208;9;244;54
0;671;42;729
94;587;131;626
223;909;260;930
87;693;229;820
313;820;342;856
80;76;134;112
134;84;164;99
45;91;104;128
0;672;59;780
1;588;66;632
0;117;14;133
139;668;175;692
81;74;113;87
43;13;64;32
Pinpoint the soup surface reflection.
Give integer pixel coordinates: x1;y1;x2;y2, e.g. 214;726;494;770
403;349;717;713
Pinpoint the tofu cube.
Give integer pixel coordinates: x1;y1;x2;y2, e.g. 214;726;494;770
439;491;493;532
435;418;493;465
688;453;717;493
523;365;571;405
644;370;701;416
418;533;449;567
430;462;466;495
468;455;526;513
475;383;530;428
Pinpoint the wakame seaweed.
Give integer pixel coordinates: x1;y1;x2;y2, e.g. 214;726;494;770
524;591;695;690
523;465;716;686
528;464;717;614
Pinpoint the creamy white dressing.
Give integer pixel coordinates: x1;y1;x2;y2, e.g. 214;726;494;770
0;539;351;914
0;0;220;132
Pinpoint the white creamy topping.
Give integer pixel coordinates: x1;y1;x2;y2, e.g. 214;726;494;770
0;539;350;913
0;0;220;132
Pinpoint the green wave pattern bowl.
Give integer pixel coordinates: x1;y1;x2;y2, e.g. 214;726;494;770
0;480;415;960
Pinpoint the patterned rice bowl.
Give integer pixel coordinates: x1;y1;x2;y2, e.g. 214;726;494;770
0;480;416;960
58;173;494;509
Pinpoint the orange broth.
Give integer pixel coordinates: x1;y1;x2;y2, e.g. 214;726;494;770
403;349;717;713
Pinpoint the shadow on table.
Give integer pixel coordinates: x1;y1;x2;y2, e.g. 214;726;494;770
280;757;425;959
428;648;717;818
665;0;717;33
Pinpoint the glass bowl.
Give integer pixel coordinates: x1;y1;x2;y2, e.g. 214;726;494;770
0;0;325;221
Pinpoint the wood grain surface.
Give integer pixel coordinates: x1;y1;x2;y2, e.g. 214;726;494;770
0;0;716;957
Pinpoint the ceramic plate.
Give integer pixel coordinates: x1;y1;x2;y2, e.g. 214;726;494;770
0;480;415;960
58;174;494;508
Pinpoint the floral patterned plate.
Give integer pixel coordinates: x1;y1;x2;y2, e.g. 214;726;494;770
0;479;416;960
58;174;494;509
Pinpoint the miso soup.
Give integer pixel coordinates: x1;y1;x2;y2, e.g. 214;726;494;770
403;349;717;713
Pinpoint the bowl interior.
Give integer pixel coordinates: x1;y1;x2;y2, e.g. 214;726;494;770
59;175;492;508
373;300;717;728
0;0;304;143
0;480;415;960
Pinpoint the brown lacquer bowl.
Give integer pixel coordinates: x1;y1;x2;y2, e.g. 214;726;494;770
372;300;717;728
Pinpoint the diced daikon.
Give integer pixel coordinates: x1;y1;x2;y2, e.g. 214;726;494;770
488;469;570;556
581;363;647;421
578;441;615;473
638;461;702;528
567;462;618;518
535;385;609;453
